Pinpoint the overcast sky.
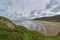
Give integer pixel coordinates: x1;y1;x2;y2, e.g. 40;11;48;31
0;0;60;20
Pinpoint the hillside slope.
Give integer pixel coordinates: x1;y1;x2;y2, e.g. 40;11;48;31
0;16;60;40
34;15;60;22
0;16;45;40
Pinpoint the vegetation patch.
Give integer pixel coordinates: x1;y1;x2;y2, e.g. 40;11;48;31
0;16;60;40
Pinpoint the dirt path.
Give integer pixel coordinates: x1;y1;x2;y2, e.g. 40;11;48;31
34;20;60;36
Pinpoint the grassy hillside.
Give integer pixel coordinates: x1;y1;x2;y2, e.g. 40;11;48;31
0;16;60;40
34;15;60;22
0;16;12;23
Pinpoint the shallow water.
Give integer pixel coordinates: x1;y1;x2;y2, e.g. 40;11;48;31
13;20;47;34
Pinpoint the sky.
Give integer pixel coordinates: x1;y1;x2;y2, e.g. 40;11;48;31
0;0;60;20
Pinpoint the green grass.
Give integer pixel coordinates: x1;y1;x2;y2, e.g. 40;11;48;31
0;16;12;23
0;16;60;40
